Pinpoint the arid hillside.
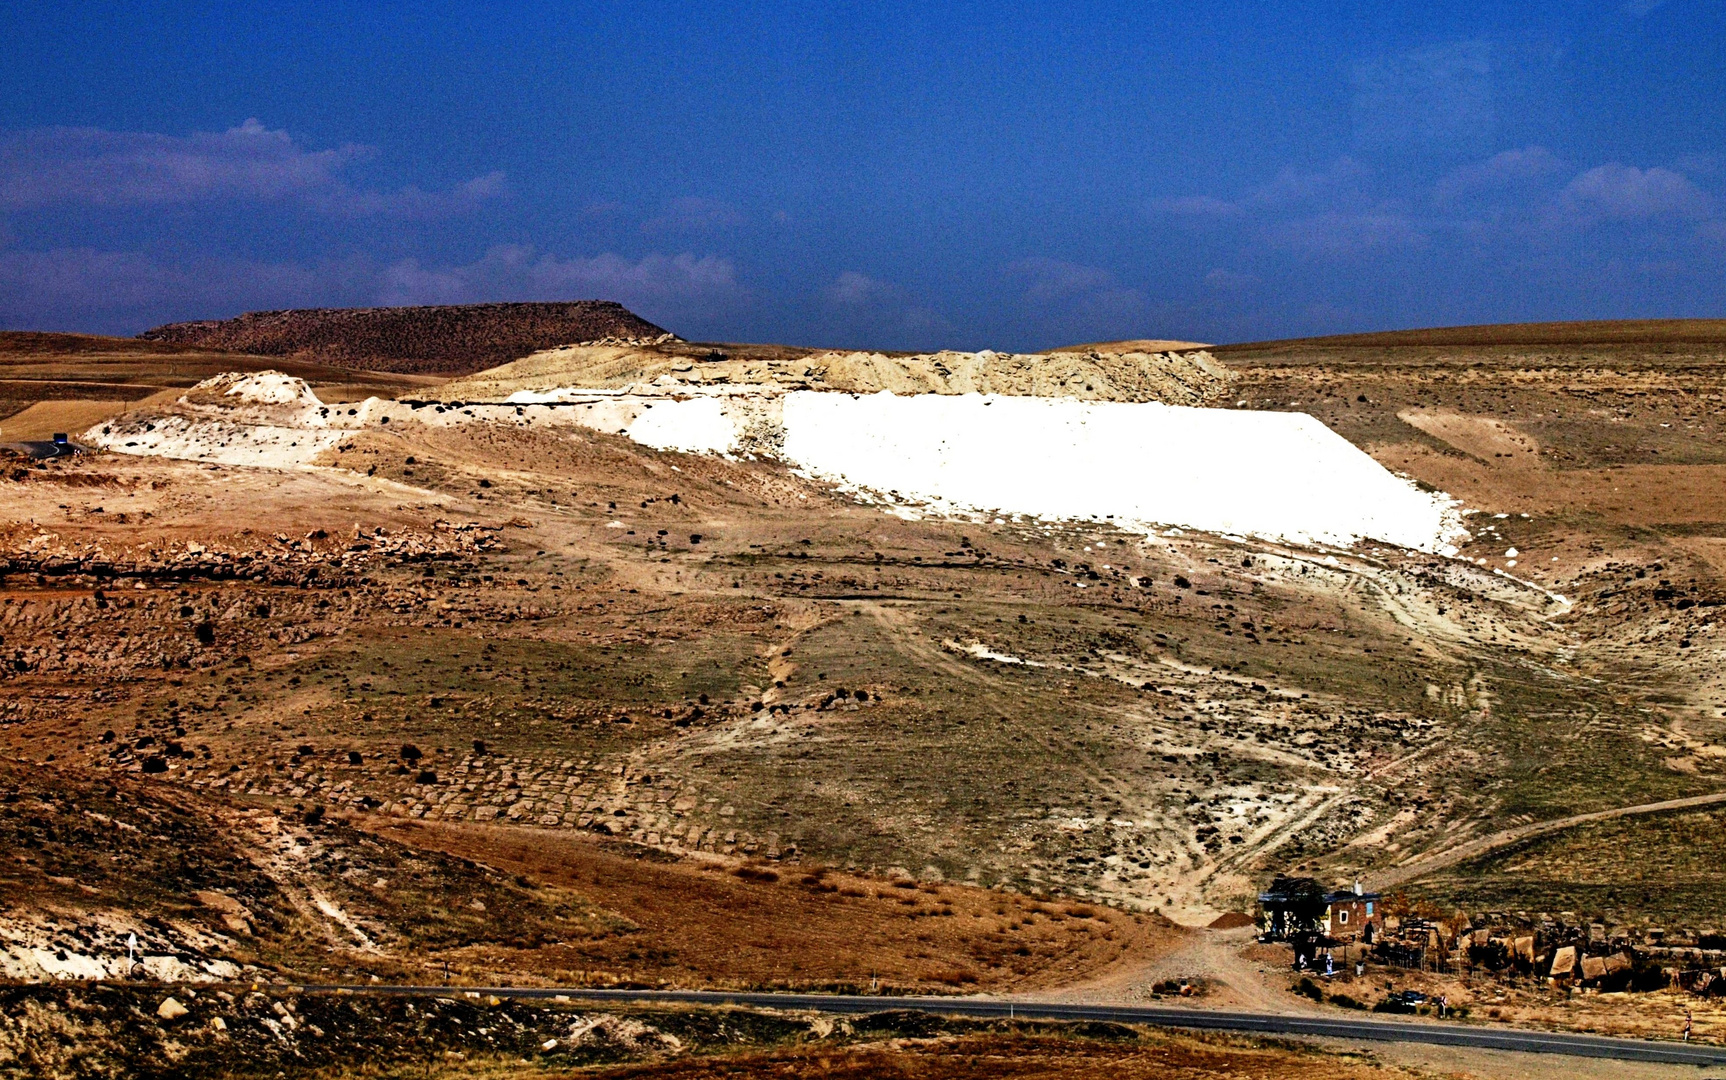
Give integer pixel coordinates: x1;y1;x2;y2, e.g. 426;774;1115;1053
139;301;673;375
0;318;1724;1066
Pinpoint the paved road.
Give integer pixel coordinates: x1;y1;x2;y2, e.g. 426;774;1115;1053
7;440;78;459
1369;789;1726;892
308;984;1726;1066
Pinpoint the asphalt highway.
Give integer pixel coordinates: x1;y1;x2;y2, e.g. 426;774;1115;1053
310;984;1726;1066
11;439;77;459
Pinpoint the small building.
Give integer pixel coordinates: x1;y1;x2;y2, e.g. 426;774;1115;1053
1258;875;1327;940
1258;875;1380;941
1323;883;1380;940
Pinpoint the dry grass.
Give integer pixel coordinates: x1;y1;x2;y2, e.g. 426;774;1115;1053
368;818;1183;992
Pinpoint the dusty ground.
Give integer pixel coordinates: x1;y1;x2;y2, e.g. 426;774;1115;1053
0;319;1724;1065
0;987;1457;1080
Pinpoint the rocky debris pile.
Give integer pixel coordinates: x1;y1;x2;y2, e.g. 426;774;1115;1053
0;985;923;1080
222;746;800;860
809;348;1236;404
85;371;380;467
1370;912;1722;994
0;522;501;588
176;371;326;410
140;301;672;375
0;910;249;984
0;524;503;677
445;343;1237;406
580;332;682;347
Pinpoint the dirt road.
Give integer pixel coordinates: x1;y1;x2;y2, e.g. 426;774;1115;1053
1368;789;1726;891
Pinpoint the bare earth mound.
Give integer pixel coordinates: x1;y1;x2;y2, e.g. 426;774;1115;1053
440;341;1236;405
139;301;673;375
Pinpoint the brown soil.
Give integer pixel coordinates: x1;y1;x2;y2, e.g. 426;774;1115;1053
370;818;1184;992
574;1031;1407;1080
1212;317;1726;353
139;301;671;375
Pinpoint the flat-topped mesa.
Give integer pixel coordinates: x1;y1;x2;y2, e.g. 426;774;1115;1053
139;301;675;376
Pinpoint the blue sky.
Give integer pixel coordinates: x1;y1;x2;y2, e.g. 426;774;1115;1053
2;1;1723;348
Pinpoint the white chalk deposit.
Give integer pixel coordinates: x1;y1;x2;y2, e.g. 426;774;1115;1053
86;371;1466;553
777;392;1464;553
88;372;382;468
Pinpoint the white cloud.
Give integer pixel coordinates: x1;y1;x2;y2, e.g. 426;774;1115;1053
1555;163;1713;223
1249;158;1373;211
1012;258;1115;304
1270;212;1426;256
820;271;946;343
1150;157;1423;258
827;270;899;307
0;246;366;332
1434;146;1566;203
641;197;747;235
377;246;742;319
1010;258;1149;323
1150;158;1374;227
0;243;739;334
0;119;503;216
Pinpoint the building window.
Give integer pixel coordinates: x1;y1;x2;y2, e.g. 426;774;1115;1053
1338;909;1349;924
1365;902;1374;916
